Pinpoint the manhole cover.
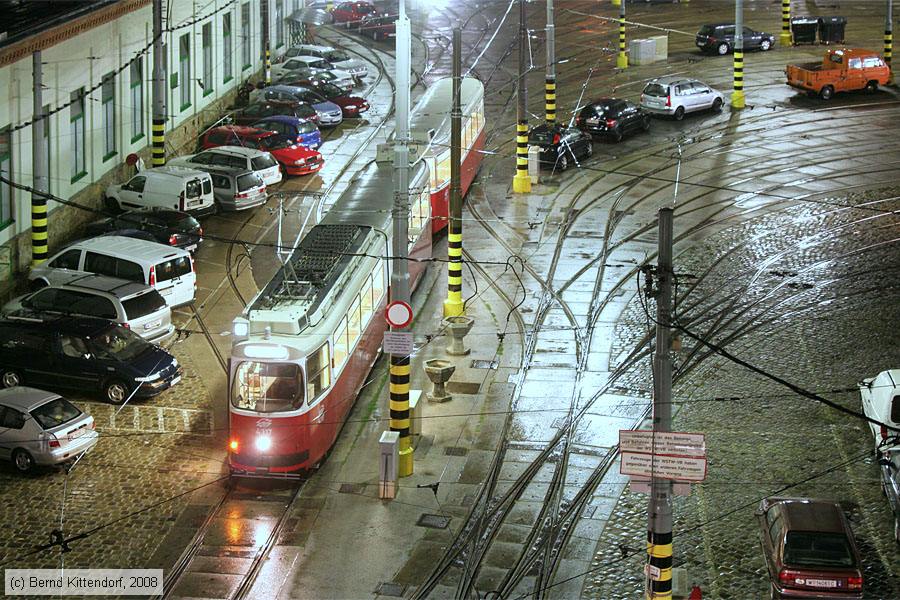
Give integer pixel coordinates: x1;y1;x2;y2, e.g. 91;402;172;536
417;513;451;529
444;446;469;457
447;381;481;395
339;483;365;494
375;582;407;597
471;359;498;370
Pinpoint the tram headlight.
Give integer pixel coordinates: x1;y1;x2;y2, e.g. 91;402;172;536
229;439;239;452
255;435;272;452
233;317;250;342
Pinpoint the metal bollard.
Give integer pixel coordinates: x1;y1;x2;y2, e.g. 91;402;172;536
379;431;399;499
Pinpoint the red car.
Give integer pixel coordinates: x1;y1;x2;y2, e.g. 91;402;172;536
359;13;396;42
303;82;369;118
200;126;323;176
332;1;375;28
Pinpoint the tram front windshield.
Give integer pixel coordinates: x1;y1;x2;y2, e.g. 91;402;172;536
232;362;303;412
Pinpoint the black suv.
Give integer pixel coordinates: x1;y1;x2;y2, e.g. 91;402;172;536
0;315;181;404
696;24;775;55
576;98;650;142
83;208;203;253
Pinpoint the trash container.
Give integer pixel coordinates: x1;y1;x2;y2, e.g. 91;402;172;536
791;17;820;45
819;16;847;44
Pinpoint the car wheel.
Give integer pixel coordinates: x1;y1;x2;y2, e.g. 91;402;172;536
717;42;730;55
760;39;772;51
29;278;48;292
865;80;879;93
819;85;834;100
642;116;651;131
104;195;121;213
585;142;594;157
559;153;569;171
12;449;35;474
712;97;723;112
1;370;21;388
104;380;130;405
673;106;685;121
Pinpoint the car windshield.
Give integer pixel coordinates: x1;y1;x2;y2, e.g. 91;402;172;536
784;532;856;568
122;290;167;320
251;154;278;170
698;25;715;36
324;50;350;62
237;173;263;192
259;135;292;151
232;361;303;412
298;121;317;134
309;59;331;69
31;398;82;430
644;83;668;97
88;325;149;361
318;83;343;98
528;128;558;145
160;213;199;231
155;256;192;282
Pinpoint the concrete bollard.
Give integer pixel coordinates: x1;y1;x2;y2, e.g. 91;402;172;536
379;431;399;499
424;359;455;403
443;315;475;356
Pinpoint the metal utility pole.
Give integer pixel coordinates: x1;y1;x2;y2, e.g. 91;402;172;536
646;207;674;600
512;0;531;194
780;0;792;47
31;51;48;266
617;0;628;69
886;0;894;75
263;0;272;84
545;0;556;125
151;0;166;167
443;27;464;318
732;0;745;109
390;0;413;478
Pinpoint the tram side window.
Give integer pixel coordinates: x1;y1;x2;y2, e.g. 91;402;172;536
348;296;362;348
463;116;471;150
360;276;374;323
333;317;349;372
371;262;385;304
435;152;451;189
306;343;331;403
408;187;427;238
231;361;303;412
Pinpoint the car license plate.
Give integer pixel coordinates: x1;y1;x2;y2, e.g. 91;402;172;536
586;118;599;124
160;287;173;296
170;376;181;386
805;579;838;588
68;428;84;441
186;244;197;253
144;319;161;330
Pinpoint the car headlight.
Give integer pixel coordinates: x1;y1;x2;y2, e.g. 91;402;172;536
294;158;307;165
345;105;357;110
135;373;161;382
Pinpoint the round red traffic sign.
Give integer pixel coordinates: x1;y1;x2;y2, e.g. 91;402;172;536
385;300;413;328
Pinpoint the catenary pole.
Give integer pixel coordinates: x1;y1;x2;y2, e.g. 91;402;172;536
732;0;745;109
390;0;413;477
886;0;894;81
512;0;531;194
31;51;48;266
264;0;272;84
444;28;464;317
617;0;628;69
545;0;556;125
647;208;674;600
781;0;792;47
151;0;166;167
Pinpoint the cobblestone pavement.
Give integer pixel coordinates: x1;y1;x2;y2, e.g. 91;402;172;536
584;190;900;599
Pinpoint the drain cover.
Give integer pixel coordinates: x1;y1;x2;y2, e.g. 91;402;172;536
339;483;365;494
444;446;469;457
471;359;498;370
417;513;451;529
375;582;407;597
447;381;481;395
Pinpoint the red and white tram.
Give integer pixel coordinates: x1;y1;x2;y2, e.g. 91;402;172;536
228;77;485;474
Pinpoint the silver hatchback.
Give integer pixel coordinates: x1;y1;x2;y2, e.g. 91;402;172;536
640;76;724;120
0;387;98;472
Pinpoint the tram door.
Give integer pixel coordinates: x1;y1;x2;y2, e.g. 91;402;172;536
305;343;332;462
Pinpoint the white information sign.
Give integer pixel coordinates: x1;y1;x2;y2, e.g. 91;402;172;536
383;331;414;355
619;430;706;458
620;451;707;482
644;564;661;580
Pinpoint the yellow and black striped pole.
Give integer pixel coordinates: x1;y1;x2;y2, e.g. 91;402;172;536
31;51;48;266
780;0;792;47
545;79;556;125
390;354;413;477
617;1;628;70
513;0;531;194
612;0;620;7
444;28;464;317
265;47;271;85
151;118;165;167
647;530;674;600
151;0;166;168
545;0;556;125
885;0;893;83
732;0;745;109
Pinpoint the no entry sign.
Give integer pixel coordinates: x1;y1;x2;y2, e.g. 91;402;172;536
386;300;413;328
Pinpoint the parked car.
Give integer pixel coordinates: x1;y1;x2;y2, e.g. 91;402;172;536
84;209;203;253
0;387;98;473
271;57;355;90
302;81;369;117
168;146;282;187
576;98;650;141
104;166;216;216
695;23;775;55
275;65;354;93
528;124;593;171
29;236;196;308
286;44;368;81
252;115;322;149
640;76;724;120
786;48;891;100
249;85;343;127
0;315;182;404
228;100;319;125
4;274;174;344
199;126;323;176
756;497;863;599
859;369;900;447
877;446;900;544
331;1;376;28
359;13;396;41
206;167;267;211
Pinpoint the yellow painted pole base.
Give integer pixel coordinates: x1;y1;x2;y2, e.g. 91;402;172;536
731;90;745;109
617;53;628;69
443;298;465;317
398;446;414;477
780;32;792;47
513;173;532;193
611;0;621;5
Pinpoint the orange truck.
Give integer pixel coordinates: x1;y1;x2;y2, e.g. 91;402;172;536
785;48;891;100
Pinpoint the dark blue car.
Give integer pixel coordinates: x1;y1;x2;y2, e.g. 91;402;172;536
0;314;182;404
253;115;323;150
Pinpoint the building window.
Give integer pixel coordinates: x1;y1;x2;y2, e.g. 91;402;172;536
275;0;284;48
241;2;252;70
202;23;213;96
102;73;116;160
223;13;233;83
70;89;86;182
130;57;144;142
0;127;11;229
41;105;51;195
179;34;191;110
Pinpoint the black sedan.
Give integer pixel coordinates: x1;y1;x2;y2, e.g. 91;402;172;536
228;101;319;126
528;124;593;171
576;98;650;142
84;209;203;252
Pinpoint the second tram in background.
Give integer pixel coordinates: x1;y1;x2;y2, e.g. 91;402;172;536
227;77;485;474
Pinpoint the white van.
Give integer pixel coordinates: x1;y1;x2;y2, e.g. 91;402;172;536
29;237;196;308
860;369;900;447
104;166;216;217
